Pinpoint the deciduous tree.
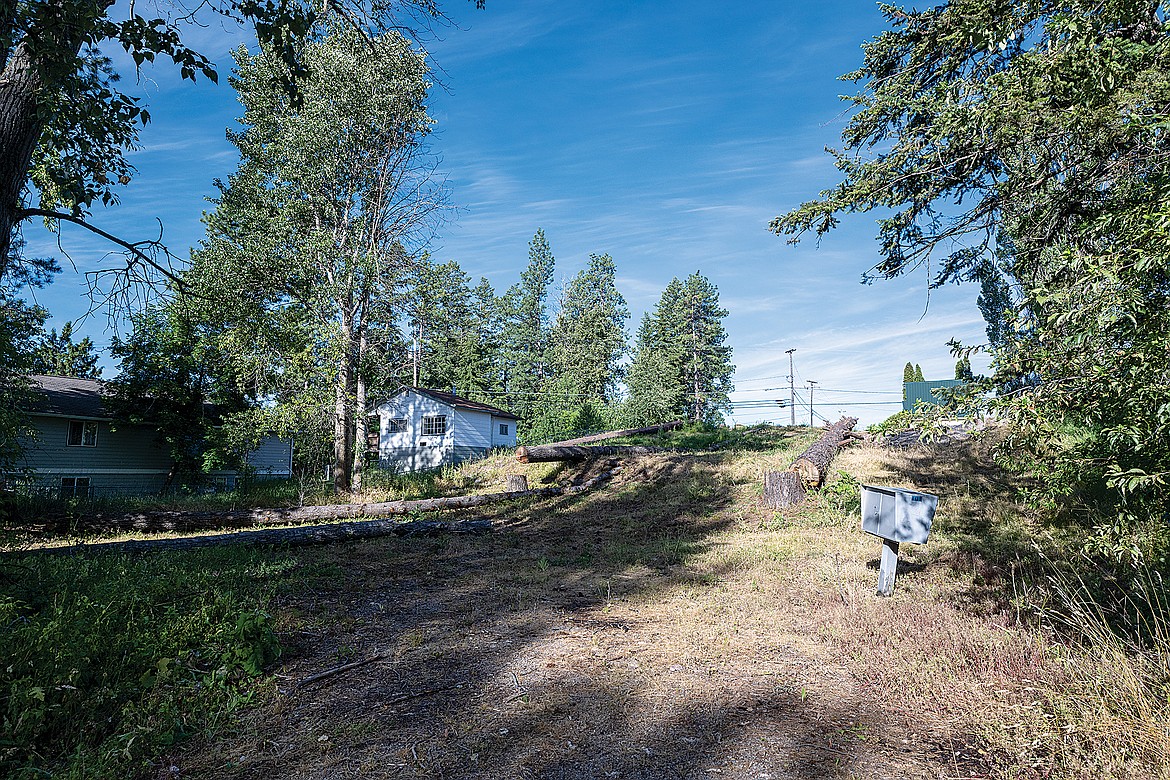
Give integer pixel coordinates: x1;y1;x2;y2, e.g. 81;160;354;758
772;1;1170;537
191;21;439;492
0;0;482;295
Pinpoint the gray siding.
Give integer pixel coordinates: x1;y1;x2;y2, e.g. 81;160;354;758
246;435;293;475
13;417;171;496
10;415;293;497
20;416;173;472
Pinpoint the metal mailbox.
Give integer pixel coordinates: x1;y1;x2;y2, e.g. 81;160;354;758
861;484;936;545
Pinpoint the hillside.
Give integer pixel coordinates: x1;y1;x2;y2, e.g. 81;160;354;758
2;427;1166;779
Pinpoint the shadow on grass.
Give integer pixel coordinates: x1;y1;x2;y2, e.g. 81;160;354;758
161;451;933;779
864;438;1080;617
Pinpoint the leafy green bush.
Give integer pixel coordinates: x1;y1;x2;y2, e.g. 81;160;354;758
0;549;286;778
867;410;913;436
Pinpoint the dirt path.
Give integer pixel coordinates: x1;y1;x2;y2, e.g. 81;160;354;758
176;453;986;779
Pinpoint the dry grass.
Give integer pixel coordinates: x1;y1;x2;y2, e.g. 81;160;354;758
22;426;1170;779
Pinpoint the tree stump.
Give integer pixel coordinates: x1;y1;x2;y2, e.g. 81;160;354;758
764;470;805;508
505;474;528;492
790;416;859;488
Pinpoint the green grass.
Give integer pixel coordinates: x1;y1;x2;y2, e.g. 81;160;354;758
0;548;291;778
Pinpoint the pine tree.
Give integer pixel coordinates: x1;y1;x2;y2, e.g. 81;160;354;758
955;357;973;381
467;277;504;403
31;321;102;378
625;272;734;425
501;229;555;421
538;253;628;439
548;253;628;403
677;272;734;424
623;313;683;427
914;364;925;382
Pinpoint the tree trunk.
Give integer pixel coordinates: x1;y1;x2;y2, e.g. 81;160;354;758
0;1;113;272
763;470;805;508
36;468;621;537
542;420;683;447
22;517;495;556
790;416;859;488
0;42;47;272
332;332;354;493
505;474;528;492
516;444;661;463
352;330;369;493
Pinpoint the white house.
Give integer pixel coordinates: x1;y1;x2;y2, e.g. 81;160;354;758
372;387;517;472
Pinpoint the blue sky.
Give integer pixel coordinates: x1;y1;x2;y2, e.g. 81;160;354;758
21;0;990;426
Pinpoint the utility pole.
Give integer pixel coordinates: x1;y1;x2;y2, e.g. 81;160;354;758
808;380;818;427
785;349;796;426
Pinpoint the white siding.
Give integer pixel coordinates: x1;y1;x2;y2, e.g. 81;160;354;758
490;416;517;447
453;408;492;450
375;390;455;472
374;389;516;472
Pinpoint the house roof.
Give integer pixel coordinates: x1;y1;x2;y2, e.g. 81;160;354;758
396;387;518;420
25;374;111;419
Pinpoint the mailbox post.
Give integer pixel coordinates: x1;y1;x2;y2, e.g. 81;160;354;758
860;484;937;596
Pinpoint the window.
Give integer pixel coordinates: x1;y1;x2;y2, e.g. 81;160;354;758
499;423;509;436
421;415;447;436
388;417;408;433
67;420;98;447
60;477;90;499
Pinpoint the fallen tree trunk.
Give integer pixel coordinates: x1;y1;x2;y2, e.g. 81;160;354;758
15;517;495;557
763;417;858;509
790;417;859;488
11;470;623;556
34;469;621;537
546;421;683;447
516;444;662;464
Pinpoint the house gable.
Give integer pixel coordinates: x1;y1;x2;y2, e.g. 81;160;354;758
373;387;517;472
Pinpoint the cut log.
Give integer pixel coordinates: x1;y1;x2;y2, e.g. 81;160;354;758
516;444;661;464
763;470;805;509
790;416;859;488
544;421;683;447
28;469;621;538
10;470;626;557
790;416;858;488
505;474;529;492
16;518;494;557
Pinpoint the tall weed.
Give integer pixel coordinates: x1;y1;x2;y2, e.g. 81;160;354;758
1011;552;1170;774
0;549;285;778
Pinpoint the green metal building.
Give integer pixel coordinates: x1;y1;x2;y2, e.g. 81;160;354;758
903;380;964;412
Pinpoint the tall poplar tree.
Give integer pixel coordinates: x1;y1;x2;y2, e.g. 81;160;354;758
191;20;438;492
